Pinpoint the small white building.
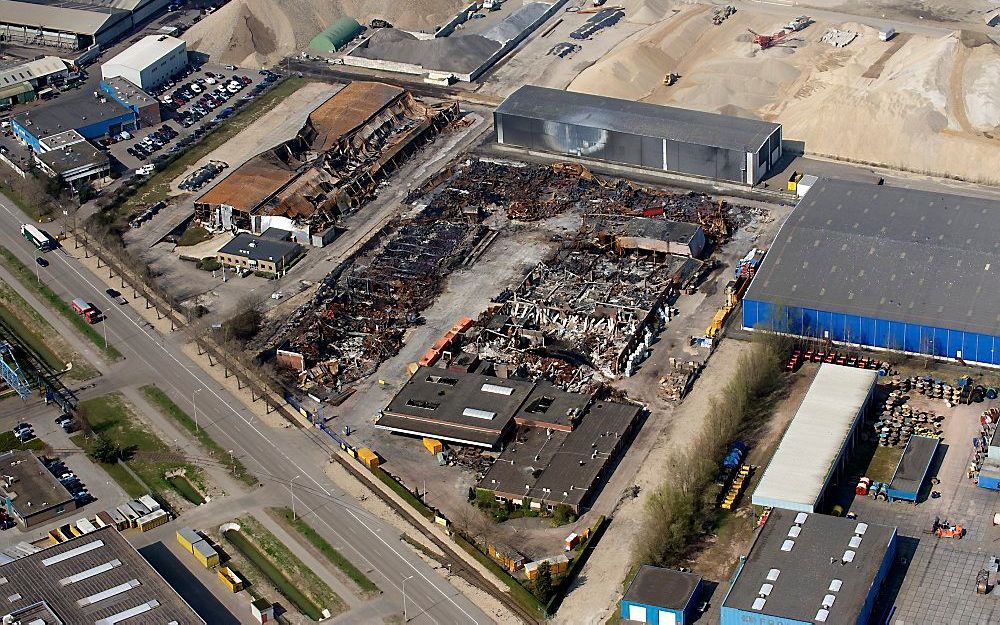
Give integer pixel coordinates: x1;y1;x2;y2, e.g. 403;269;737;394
101;34;187;91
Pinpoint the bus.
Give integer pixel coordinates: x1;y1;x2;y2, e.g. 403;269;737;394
21;224;53;251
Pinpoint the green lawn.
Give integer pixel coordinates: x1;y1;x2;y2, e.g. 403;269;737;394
230;514;345;620
140;384;256;487
70;393;205;502
0;431;46;453
269;507;379;597
0;246;122;361
116;77;306;221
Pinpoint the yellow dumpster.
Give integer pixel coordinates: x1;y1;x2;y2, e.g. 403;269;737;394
357;448;380;470
217;567;244;592
192;540;220;568
422;438;443;455
176;527;202;554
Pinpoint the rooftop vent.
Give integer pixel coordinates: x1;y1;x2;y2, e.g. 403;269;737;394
766;569;780;582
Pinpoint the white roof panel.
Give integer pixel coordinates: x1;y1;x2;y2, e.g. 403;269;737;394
102;35;185;72
752;364;877;512
0;1;121;35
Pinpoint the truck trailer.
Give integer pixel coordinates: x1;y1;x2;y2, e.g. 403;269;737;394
70;298;101;324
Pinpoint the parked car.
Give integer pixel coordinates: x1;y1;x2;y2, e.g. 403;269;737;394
35;257;48;267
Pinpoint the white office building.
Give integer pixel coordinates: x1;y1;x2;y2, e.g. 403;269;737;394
101;34;187;91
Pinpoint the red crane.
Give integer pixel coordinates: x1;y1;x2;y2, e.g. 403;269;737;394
748;28;789;50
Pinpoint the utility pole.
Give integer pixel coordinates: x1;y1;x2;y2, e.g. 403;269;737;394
290;474;301;520
192;388;202;432
403;575;414;622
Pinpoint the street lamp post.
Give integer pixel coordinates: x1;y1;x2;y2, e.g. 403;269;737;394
228;449;235;475
403;575;414;622
192;388;202;432
290;474;301;520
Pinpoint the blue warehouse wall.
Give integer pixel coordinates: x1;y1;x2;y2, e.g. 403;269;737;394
99;81;140;117
719;606;810;625
621;601;685;625
10;119;41;151
77;112;137;141
858;529;898;625
743;300;1000;366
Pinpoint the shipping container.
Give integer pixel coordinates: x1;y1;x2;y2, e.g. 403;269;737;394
138;494;161;512
137;509;169;532
128;499;151;516
107;508;128;530
978;473;1000;491
176;527;202;553
117;504;139;527
565;532;580;550
191;539;220;568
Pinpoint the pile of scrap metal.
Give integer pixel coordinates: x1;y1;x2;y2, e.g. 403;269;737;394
195;81;459;236
409;159;748;242
660;358;704;401
273;199;489;395
471;240;702;378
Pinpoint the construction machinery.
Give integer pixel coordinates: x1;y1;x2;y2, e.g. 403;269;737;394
748;28;790;50
663;72;679;86
713;5;736;25
977;569;990;594
785;16;812;32
931;517;964;539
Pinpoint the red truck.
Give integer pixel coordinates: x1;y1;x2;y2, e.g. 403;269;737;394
70;298;101;324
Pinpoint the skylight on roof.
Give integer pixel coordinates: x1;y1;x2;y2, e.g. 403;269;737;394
842;550;856;563
766;568;780;582
752;598;766;611
781;540;794;552
829;579;843;592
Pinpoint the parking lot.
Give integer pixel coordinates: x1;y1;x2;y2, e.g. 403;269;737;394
107;64;275;172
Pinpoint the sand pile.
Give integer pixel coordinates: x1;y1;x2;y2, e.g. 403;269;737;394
568;7;1000;183
183;0;469;68
625;0;682;25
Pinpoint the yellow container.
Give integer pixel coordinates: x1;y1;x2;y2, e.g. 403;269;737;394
217;567;244;592
176;528;201;554
48;529;63;545
137;510;169;532
357;448;380;470
422;438;443;455
192;540;220;568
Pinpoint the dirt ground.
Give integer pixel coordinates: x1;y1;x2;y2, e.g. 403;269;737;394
183;0;471;68
567;2;1000;184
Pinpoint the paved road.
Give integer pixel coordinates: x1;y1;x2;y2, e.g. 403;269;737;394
0;196;492;625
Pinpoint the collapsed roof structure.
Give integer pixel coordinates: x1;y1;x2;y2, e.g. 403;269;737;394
195;81;458;242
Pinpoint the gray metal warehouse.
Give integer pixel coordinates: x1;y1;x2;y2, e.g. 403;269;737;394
494;85;782;185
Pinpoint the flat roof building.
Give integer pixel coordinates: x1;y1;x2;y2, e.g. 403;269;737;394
35;138;110;187
719;509;897;625
10;88;136;151
0;0;133;48
0;525;203;623
590;215;706;258
752;364;877;513
102;34;187;91
100;76;161;125
621;565;703;625
886;435;940;502
744;179;1000;366
495;85;782;185
478;400;642;513
0;450;75;529
216;231;302;276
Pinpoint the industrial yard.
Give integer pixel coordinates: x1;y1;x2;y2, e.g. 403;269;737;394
1;0;1000;624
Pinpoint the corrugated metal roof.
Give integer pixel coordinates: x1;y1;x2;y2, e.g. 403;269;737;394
0;1;122;35
752;364;877;512
0;56;66;87
496;85;780;153
308;81;405;152
745;178;1000;336
102;34;185;72
196;153;298;212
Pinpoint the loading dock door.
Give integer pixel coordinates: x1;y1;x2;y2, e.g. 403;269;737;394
659;609;678;625
628;605;647;622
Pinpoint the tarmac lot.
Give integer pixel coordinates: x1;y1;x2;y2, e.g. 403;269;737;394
822;370;1000;625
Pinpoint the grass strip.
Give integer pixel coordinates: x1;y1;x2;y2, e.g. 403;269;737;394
372;467;435;519
118;77;306;219
140;384;256;487
453;532;547;617
229;514;346;620
70;393;205;502
0;246;122;361
0;431;46;453
269;507;379;597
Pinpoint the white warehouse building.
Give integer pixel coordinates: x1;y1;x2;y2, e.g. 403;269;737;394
101;34;187;91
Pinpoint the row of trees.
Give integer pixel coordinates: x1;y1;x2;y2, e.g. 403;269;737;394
633;332;792;567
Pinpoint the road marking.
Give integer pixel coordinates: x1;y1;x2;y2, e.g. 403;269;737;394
29;231;480;623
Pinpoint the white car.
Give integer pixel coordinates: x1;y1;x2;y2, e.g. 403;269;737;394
227;84;240;94
190;84;202;94
205;76;216;84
